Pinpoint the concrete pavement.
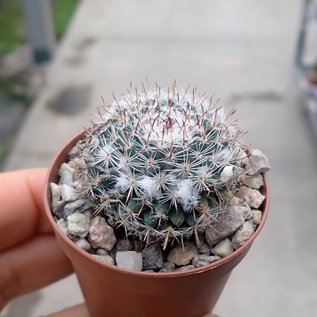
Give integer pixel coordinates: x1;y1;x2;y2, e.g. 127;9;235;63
3;0;317;316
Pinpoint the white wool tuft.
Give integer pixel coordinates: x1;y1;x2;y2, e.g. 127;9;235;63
137;176;158;198
94;143;114;168
175;179;199;210
96;144;113;158
115;173;130;192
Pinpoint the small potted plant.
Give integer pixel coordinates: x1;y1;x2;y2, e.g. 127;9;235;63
44;83;270;317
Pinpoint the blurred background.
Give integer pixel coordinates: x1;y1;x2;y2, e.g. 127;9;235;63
1;0;317;316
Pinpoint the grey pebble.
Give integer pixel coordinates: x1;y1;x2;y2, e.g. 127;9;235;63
132;240;145;252
160;261;176;272
231;221;255;250
197;242;211;255
175;265;195;272
205;208;245;247
142;244;164;270
75;238;91;251
62;199;90;219
115;239;134;252
96;248;109;255
192;254;221;268
246;149;271;175
241;174;264;189
236;202;253;220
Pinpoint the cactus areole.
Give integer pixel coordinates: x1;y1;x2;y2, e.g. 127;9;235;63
72;84;249;249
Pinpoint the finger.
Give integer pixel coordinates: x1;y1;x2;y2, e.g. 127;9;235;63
0;168;52;251
42;303;90;317
0;235;72;309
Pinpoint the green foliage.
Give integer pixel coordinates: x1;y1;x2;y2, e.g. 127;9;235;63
0;0;80;56
53;0;80;39
0;0;24;55
77;83;247;247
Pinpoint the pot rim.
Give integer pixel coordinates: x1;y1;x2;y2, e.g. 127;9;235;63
44;131;270;279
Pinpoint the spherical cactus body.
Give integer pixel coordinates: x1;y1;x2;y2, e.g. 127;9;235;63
76;84;246;248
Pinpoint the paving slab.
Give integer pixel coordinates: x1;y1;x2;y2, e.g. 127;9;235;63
3;0;317;317
4;0;299;171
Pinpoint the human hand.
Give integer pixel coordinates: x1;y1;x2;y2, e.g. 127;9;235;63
0;169;89;316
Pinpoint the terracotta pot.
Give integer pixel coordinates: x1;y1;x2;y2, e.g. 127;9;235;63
44;132;270;317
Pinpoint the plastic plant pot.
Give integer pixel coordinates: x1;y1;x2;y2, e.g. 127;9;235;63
44;132;270;317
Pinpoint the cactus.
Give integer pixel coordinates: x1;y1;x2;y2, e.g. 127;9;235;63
75;83;247;248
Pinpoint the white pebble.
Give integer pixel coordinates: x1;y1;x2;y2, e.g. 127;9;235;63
50;183;64;213
59;163;75;186
50;182;61;202
220;166;234;182
61;184;79;202
252;209;262;225
56;218;68;235
211;238;234;257
116;251;143;271
67;212;90;238
93;254;114;265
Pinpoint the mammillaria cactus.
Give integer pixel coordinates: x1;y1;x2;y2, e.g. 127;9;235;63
46;82;270;317
72;83;248;249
